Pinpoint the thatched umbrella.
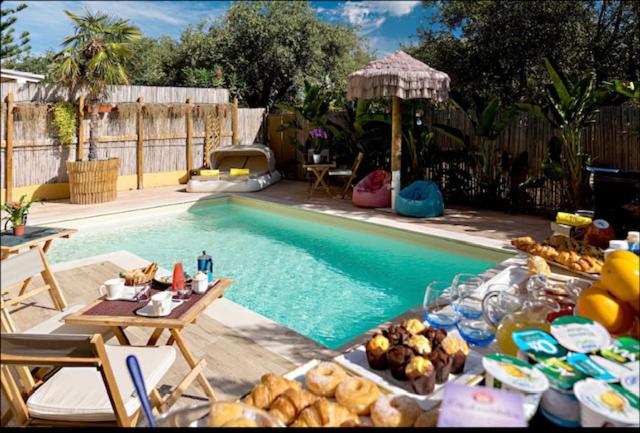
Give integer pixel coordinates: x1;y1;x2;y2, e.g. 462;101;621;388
347;51;450;210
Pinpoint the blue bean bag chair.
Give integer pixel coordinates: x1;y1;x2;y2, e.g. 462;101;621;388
396;180;444;218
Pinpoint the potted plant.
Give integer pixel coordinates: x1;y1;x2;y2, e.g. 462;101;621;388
309;127;328;163
2;195;39;236
51;10;141;204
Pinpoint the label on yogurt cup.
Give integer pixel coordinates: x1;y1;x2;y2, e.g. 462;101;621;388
574;379;640;425
567;353;617;382
621;373;639;397
535;357;586;390
512;329;566;361
550;316;611;353
600;337;640;365
483;353;549;394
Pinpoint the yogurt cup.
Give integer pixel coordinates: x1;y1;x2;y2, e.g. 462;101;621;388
574;378;640;427
540;387;580;427
483;353;549;420
621;373;639;397
550;316;611;353
512;329;566;363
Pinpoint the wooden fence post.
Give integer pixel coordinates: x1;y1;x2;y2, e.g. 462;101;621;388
232;97;239;145
137;97;144;189
77;95;85;161
186;97;193;177
5;93;14;203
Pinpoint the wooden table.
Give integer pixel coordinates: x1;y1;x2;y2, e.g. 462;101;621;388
64;278;233;404
303;162;336;198
1;226;77;298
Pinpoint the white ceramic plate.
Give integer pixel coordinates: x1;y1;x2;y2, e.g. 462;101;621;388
135;299;184;317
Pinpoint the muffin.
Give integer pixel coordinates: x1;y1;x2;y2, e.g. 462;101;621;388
441;335;469;374
424;327;448;346
387;345;414;381
408;334;432;356
428;348;452;384
384;325;410;346
405;356;436;395
402;318;427;336
366;334;390;370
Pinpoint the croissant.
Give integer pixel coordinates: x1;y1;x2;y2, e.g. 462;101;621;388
570;256;603;273
511;236;535;250
527;256;551;276
538;246;559;261
269;388;318;425
291;398;360;428
243;374;302;409
555;251;580;267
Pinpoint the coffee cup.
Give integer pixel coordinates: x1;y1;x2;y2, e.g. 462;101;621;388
99;278;125;300
151;291;173;316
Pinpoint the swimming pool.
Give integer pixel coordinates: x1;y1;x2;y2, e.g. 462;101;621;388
49;197;509;349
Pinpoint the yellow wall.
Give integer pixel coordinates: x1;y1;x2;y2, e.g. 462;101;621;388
1;170;188;204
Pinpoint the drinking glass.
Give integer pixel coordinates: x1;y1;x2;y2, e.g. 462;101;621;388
456;318;495;347
452;273;485;319
423;281;459;330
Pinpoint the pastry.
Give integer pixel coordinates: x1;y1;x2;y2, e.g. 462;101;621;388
424;327;447;347
243;373;302;409
383;324;410;346
527;255;551;276
428;348;452;384
269;388;317;425
414;410;439;427
371;395;421;427
291;398;360;427
546;234;568;249
511;236;535;250
441;335;469;374
538;245;559;261
405;355;436;395
402;318;426;335
408;334;432;356
365;334;390;370
556;251;580;267
221;417;259;427
208;402;245;426
569;255;603;273
334;377;380;415
386;345;414;380
304;362;348;397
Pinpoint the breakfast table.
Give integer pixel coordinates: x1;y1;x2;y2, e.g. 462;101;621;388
303;162;336;198
64;278;233;408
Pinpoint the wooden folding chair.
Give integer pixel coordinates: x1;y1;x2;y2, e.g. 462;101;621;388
328;152;364;198
1;332;190;427
0;247;67;333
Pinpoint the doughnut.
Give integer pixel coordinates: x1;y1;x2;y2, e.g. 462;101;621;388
304;362;348;398
335;377;380;415
371;395;421;427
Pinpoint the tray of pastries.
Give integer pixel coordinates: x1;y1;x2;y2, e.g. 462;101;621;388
240;360;439;427
333;318;483;413
511;234;603;279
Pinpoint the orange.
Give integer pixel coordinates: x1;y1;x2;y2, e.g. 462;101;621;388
577;286;635;334
600;250;639;303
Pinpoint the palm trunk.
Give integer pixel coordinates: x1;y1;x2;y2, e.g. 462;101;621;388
88;102;99;161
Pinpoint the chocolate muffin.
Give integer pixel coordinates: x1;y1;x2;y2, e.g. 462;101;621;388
383;325;411;346
386;345;414;381
424;327;447;345
428;348;452;384
441;335;469;375
408;334;432;357
366;334;390;370
405;356;436;395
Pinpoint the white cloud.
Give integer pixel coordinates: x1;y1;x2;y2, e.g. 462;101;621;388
370;1;421;17
339;1;419;35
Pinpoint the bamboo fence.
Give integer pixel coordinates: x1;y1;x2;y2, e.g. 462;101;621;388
1;88;265;200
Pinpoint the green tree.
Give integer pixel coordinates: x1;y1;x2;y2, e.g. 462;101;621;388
11;52;55;75
50;10;141;161
1;3;31;66
126;36;179;86
408;0;639;105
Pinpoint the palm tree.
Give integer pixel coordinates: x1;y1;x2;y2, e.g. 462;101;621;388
51;10;141;160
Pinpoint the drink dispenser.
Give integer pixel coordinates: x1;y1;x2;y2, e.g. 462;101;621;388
197;251;213;283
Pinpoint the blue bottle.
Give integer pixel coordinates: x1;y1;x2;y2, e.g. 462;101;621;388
197;251;213;283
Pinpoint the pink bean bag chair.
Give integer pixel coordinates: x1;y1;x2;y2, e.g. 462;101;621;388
352;170;391;208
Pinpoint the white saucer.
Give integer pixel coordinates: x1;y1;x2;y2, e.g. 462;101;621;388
104;286;148;302
135;299;184;317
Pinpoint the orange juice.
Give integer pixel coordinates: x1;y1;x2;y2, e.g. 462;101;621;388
496;299;559;356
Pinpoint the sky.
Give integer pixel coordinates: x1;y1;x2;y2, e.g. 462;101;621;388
2;0;432;58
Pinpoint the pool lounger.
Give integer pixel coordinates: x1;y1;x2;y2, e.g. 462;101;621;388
186;144;282;193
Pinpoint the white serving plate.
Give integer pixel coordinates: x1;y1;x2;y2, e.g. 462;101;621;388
104;285;149;302
333;345;484;412
135;299;184;317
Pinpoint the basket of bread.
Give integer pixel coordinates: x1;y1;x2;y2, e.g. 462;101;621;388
511;234;604;275
120;263;158;286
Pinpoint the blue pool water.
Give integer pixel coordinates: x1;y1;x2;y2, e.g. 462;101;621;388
49;202;496;348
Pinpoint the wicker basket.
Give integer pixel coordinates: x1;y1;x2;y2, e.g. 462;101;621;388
66;158;120;205
121;263;158;286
